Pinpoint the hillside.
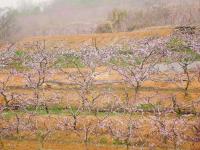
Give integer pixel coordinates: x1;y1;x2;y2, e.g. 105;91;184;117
16;26;173;50
1;1;200;150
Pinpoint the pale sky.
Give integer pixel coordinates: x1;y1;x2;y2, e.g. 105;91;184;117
0;0;53;8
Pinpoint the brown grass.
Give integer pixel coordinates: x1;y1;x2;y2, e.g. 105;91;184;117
16;26;173;50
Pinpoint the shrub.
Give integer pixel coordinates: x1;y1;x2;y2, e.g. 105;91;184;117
95;22;113;33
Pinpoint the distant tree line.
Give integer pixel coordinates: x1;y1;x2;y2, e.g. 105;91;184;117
96;2;200;33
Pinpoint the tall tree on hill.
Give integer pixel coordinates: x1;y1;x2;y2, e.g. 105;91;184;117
0;8;17;42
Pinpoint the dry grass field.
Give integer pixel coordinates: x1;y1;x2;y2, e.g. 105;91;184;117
15;26;173;50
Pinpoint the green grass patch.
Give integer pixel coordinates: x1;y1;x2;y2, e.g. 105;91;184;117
9;61;25;71
2;110;23;119
113;139;124;145
15;50;26;57
137;103;157;112
54;55;85;68
99;136;109;144
167;38;200;61
109;56;132;67
25;105;65;115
